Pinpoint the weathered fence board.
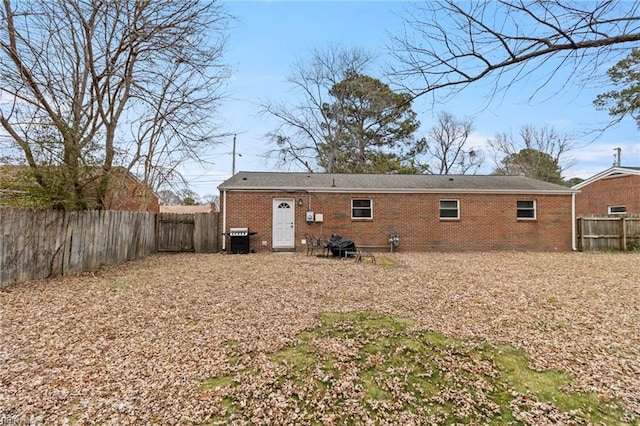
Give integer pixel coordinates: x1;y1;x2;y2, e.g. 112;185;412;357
0;208;167;287
193;213;218;253
156;212;217;253
157;213;194;252
577;216;640;251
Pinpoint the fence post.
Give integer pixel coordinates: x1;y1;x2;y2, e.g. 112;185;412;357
578;217;584;252
621;217;627;251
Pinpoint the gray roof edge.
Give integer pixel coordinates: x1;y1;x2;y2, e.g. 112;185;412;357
219;186;575;194
218;172;577;193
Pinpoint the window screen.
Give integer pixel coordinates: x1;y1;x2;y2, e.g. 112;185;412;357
439;200;459;219
352;199;372;219
517;200;536;219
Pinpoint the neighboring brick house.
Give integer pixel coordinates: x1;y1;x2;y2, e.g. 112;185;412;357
0;165;159;212
100;168;160;212
218;172;577;252
573;166;640;216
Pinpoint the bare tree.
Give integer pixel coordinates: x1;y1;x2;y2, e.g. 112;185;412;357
423;111;483;175
125;34;229;193
0;0;229;209
390;1;640;101
260;44;374;172
157;189;182;206
202;193;220;210
489;125;576;183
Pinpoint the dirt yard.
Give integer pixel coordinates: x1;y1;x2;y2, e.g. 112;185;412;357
1;252;639;425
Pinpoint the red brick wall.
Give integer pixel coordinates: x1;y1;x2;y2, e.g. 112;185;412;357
575;174;640;216
102;176;160;213
220;191;573;252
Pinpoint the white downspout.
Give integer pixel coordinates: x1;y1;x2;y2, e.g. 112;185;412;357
222;190;227;251
571;192;577;251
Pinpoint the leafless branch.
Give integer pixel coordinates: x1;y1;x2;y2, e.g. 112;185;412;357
389;1;640;101
0;0;230;208
259;44;374;172
423;111;483;175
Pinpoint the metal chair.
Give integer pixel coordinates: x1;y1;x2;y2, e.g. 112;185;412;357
306;234;328;256
304;234;319;255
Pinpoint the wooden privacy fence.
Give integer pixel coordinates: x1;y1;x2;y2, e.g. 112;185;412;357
577;216;640;252
157;213;217;253
0;208;219;287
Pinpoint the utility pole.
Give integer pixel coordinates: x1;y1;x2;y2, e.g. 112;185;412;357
613;147;621;167
232;134;237;175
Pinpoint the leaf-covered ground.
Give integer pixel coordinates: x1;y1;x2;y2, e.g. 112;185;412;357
1;252;639;425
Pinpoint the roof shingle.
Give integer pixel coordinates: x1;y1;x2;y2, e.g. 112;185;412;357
219;172;576;194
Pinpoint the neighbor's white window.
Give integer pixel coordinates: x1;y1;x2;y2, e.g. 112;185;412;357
439;199;460;220
516;200;536;219
352;199;372;219
608;205;627;215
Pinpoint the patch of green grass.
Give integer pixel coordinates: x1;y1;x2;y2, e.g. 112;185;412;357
311;310;415;339
109;276;144;290
361;368;392;401
271;343;317;371
198;398;237;426
375;256;404;268
200;311;632;425
297;330;316;342
420;331;462;347
226;355;242;367
491;344;572;395
489;344;627;424
200;375;235;391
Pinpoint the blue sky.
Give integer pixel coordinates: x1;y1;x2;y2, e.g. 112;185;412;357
185;0;640;197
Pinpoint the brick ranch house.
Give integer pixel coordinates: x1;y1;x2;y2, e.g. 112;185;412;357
218;172;578;252
573;166;640;216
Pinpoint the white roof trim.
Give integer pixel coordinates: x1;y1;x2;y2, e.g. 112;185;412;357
572;166;640;190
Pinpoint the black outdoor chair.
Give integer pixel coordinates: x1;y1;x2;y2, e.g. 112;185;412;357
306;234;329;256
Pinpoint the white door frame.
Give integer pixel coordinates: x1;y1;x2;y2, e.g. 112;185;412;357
272;198;295;249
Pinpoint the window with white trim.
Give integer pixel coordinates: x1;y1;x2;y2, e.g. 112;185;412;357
439;199;459;220
516;200;536;219
608;205;627;215
351;199;372;219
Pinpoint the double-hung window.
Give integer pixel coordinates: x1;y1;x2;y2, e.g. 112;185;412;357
352;199;372;219
516;200;536;219
439;200;459;220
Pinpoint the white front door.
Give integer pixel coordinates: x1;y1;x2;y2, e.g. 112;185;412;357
272;199;295;249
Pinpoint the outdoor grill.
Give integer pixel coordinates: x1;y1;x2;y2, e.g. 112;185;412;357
225;227;255;254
